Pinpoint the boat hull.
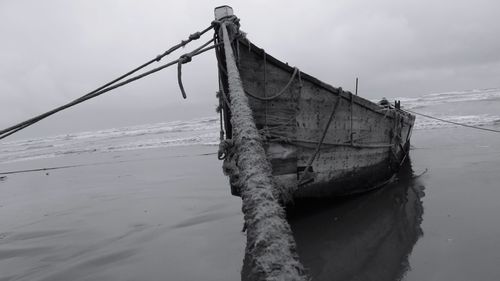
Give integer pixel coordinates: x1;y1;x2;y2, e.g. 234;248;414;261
218;38;415;200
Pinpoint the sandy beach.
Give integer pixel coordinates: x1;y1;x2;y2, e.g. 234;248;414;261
401;127;500;281
289;126;500;281
0;146;244;281
1;125;500;280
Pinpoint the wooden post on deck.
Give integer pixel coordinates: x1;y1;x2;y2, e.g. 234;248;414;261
218;13;307;281
355;77;359;96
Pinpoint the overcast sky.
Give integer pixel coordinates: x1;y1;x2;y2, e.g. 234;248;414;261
1;0;499;139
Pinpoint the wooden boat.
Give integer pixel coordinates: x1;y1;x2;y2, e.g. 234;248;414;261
214;7;415;202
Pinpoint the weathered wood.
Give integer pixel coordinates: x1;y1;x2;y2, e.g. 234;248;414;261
237;39;415;121
228;33;415;199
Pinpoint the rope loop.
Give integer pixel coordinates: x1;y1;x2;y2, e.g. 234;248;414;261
245;67;300;101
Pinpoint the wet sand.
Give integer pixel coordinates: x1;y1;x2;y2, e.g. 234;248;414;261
402;127;500;281
288;126;500;281
1;126;500;280
0;146;245;281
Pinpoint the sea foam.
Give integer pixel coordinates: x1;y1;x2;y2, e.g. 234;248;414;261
1;88;499;164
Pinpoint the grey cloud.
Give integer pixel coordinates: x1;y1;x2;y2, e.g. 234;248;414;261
1;0;499;138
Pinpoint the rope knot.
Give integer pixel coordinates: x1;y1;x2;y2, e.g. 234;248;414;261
179;54;192;64
218;139;234;160
189;32;201;40
211;20;220;27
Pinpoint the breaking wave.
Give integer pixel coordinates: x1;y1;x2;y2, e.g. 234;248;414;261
413;114;500;130
391;87;500;130
396;88;500;110
1;88;499;163
0;117;219;163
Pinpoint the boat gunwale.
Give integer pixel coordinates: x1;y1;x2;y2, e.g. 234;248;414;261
236;38;415;123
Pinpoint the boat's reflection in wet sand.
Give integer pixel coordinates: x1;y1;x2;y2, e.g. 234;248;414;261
288;159;425;281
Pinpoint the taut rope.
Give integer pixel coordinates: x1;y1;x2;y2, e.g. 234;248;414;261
402;108;500;133
0;24;216;140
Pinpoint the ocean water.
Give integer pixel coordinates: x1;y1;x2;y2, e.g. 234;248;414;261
1;88;500;164
0;117;220;164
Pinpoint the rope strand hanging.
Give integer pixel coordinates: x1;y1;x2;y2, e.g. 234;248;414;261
177;38;216;99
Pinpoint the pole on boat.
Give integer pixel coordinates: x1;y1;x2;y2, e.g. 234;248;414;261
355;77;359;96
214;6;306;281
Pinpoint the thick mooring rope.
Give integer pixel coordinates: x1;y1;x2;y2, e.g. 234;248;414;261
219;21;307;281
